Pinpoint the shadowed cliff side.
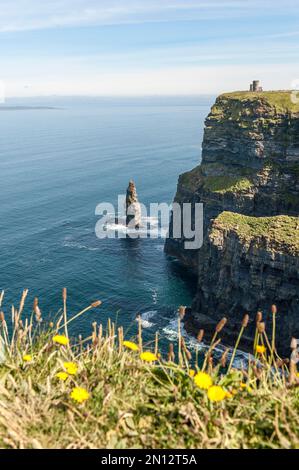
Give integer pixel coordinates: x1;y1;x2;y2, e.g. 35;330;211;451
165;90;299;355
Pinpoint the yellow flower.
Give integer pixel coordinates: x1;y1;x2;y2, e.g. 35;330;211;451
296;372;299;378
189;369;196;378
55;371;69;381
207;385;226;402
53;335;69;346
140;351;158;362
23;354;32;362
240;382;253;393
70;387;90;404
225;391;233;399
63;362;78;375
194;371;213;390
123;341;139;351
255;344;266;354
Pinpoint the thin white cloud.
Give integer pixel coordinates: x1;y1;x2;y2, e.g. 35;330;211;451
0;0;295;32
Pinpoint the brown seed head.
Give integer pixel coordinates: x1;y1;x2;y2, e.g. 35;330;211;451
91;300;102;308
33;297;38;310
242;314;249;328
178;305;186;319
271;304;277;315
62;288;67;302
257;321;265;333
0;311;5;322
216;317;227;333
256;311;262;323
35;305;42;321
197;329;204;342
220;348;229;368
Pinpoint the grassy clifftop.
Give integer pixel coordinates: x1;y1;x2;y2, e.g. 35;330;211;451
219;91;299;114
211;212;299;256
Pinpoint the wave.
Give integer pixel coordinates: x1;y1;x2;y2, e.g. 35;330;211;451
137;310;157;328
104;215;167;237
162;315;253;368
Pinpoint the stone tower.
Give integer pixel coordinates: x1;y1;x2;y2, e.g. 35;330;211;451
249;80;263;92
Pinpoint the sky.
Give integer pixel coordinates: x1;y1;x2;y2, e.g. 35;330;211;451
1;0;299;97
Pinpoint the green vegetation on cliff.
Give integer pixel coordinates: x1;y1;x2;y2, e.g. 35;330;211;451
211;212;299;255
220;91;299;114
203;175;253;194
178;164;254;195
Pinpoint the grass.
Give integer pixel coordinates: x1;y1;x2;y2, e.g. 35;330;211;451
220;91;299;114
178;165;254;195
211;212;299;256
203;175;253;194
0;290;299;449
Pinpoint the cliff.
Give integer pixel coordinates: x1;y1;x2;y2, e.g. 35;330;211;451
165;91;299;354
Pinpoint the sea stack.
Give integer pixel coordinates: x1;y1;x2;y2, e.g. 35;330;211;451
126;180;141;228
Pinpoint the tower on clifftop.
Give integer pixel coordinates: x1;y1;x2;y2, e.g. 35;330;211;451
249;80;263;92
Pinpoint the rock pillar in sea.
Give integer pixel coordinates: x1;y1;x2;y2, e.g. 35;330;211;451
126;180;141;228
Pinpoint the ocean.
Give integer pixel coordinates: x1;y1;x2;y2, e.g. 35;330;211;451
0;95;214;351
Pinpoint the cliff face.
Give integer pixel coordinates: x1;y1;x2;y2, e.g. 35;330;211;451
165;91;299;354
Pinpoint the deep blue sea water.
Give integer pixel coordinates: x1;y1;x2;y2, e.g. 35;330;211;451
0;96;214;349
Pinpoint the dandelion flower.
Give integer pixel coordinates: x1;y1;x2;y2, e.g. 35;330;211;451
123;341;139;351
23;354;32;362
140;351;158;362
70;387;90;404
53;335;69;346
207;385;226;402
240;382;253;393
255;344;266;354
55;371;69;381
189;369;196;378
194;371;213;390
63;362;78;375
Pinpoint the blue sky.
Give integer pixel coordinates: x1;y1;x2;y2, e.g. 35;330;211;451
1;0;299;96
